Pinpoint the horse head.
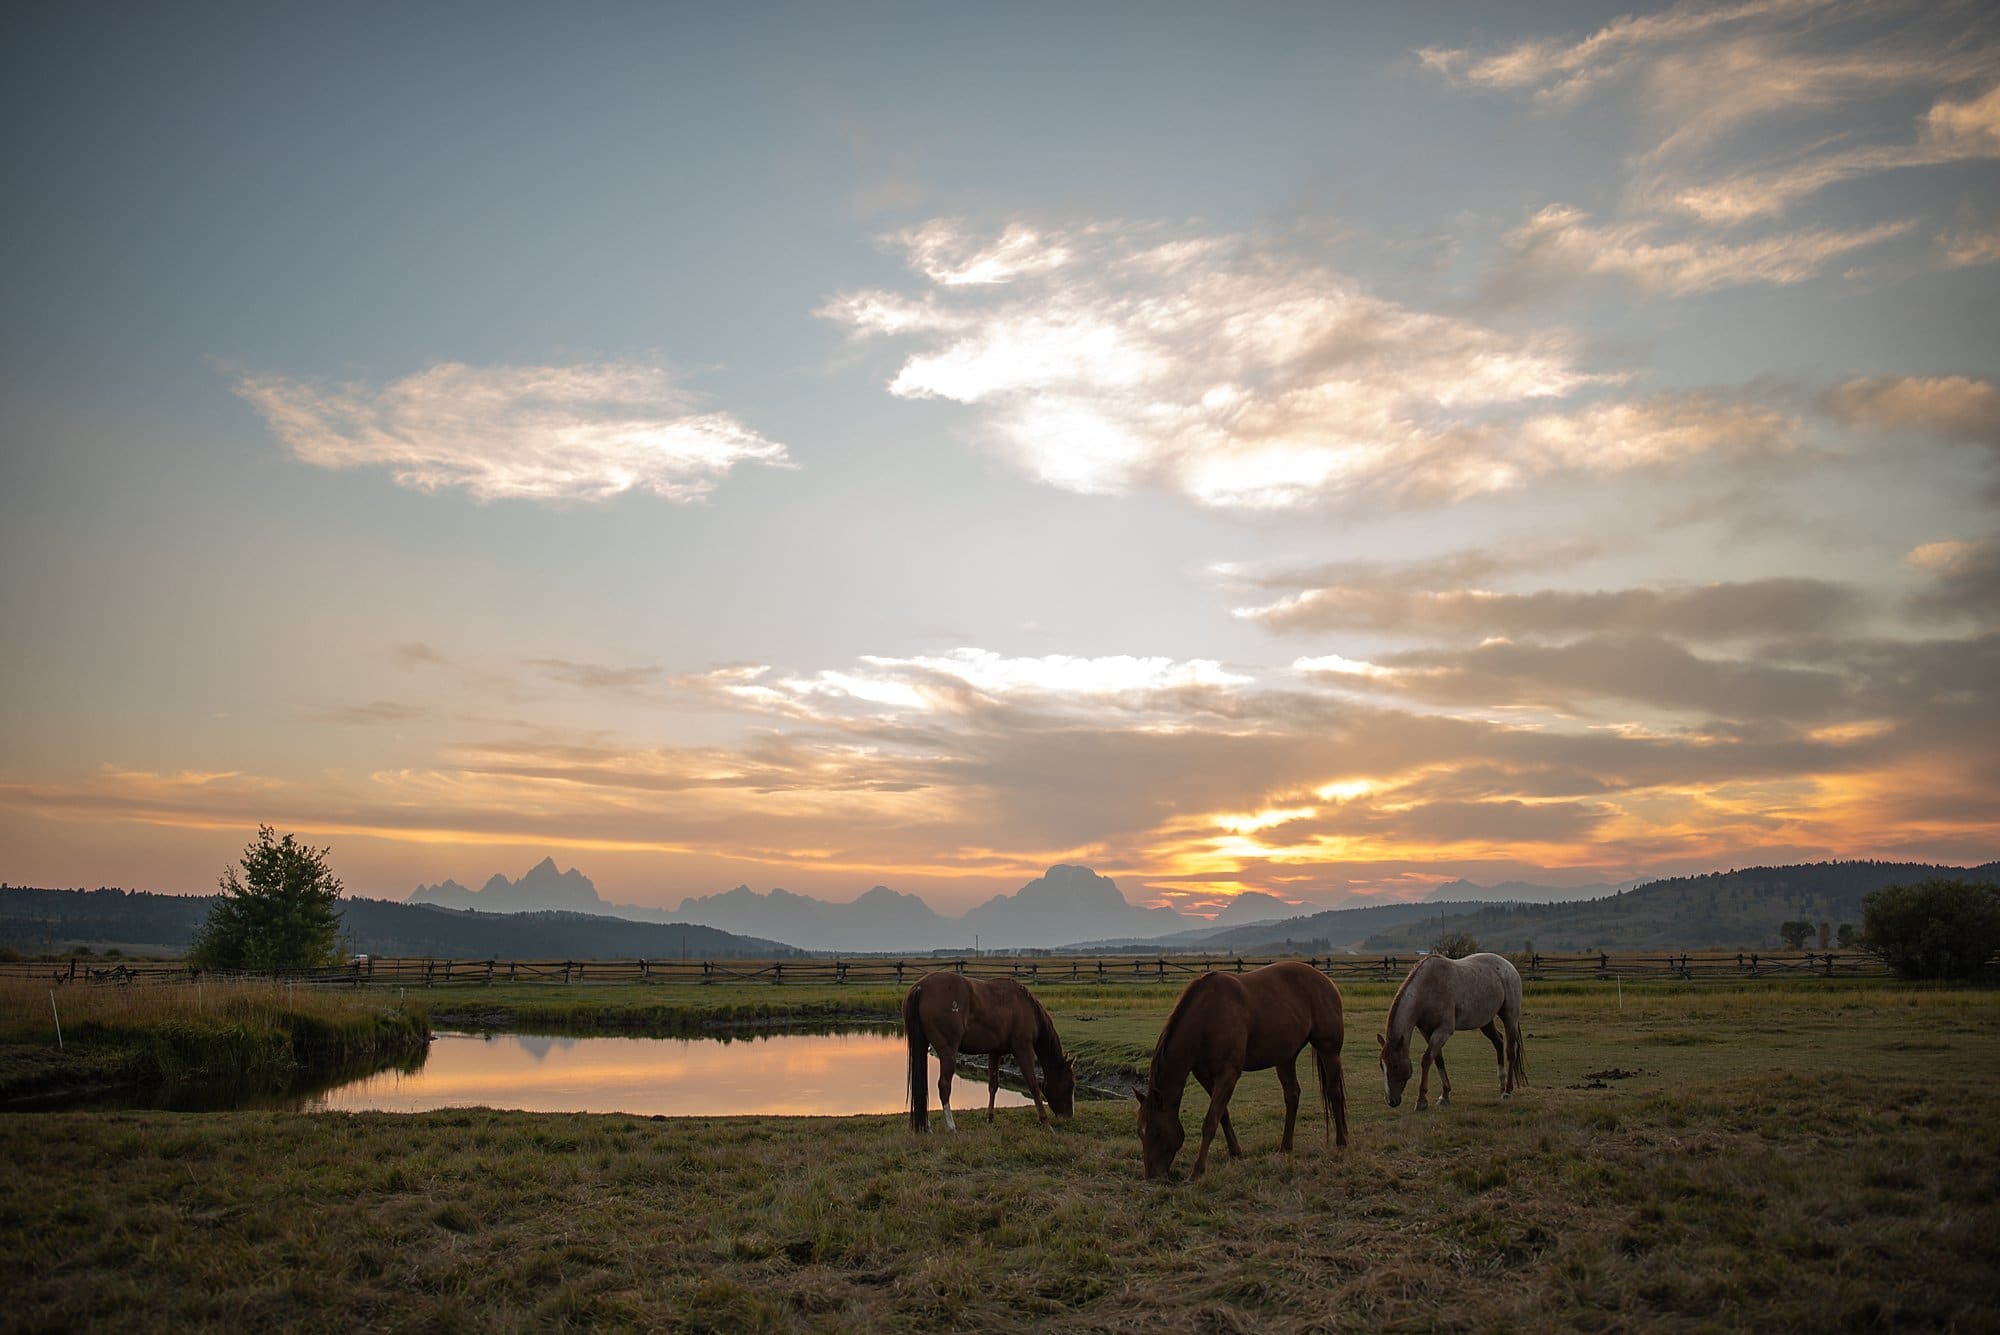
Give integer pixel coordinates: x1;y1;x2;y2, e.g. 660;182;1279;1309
1048;1053;1079;1118
1132;1083;1184;1180
1377;1031;1413;1108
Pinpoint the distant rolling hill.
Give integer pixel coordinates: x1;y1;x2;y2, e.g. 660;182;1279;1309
1069;899;1453;953
1357;861;2000;954
0;887;795;960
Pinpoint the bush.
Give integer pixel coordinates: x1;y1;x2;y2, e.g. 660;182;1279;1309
1432;931;1481;959
1860;879;2000;981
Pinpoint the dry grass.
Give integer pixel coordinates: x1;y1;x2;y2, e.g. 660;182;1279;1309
2;979;1996;1331
0;977;428;1101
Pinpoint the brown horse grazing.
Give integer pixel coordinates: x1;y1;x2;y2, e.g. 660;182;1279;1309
1377;952;1526;1111
904;972;1077;1133
1133;961;1349;1180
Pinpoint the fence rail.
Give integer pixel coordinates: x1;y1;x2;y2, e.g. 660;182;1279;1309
0;948;1904;989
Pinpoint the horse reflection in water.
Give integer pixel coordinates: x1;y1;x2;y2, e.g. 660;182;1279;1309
1377;952;1527;1111
903;972;1077;1132
1134;961;1349;1180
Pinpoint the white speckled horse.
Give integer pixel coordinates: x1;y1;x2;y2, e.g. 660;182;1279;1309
1377;952;1525;1110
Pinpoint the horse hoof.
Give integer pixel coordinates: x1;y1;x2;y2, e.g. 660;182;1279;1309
1417;1099;1429;1111
1502;1091;1512;1100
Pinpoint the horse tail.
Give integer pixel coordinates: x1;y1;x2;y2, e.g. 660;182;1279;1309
1312;1042;1349;1148
1504;963;1527;1088
904;983;929;1132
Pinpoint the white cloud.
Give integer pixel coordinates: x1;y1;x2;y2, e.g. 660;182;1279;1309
873;649;1253;697
897;220;1075;286
235;362;792;503
1419;0;1846;110
1671;83;2000;223
1294;654;1397;680
1517;394;1797;468
1500;204;1913;294
823;221;1628;510
687;649;1258;723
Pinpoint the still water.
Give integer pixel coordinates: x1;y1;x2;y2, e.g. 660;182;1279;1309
301;1029;1036;1117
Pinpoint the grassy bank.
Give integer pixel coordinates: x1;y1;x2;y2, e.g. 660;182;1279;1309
0;978;430;1104
2;979;1996;1329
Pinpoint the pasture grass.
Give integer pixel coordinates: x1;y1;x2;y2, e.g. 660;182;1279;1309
2;979;1996;1330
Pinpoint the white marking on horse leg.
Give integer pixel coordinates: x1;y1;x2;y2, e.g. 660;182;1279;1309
943;1106;957;1132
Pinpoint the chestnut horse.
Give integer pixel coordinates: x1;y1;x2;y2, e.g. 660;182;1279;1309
1377;952;1526;1110
1134;961;1349;1180
904;972;1077;1132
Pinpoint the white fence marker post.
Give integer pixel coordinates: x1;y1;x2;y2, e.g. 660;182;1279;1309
50;990;63;1049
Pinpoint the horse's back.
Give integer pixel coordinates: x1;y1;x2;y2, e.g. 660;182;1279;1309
1237;962;1343;1064
1448;953;1520;1027
911;971;1040;1051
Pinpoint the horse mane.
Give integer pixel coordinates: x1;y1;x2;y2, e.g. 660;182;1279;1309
1149;972;1220;1074
1025;986;1065;1066
1385;955;1437;1041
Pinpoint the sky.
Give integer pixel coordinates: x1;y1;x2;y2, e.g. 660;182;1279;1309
2;1;1996;918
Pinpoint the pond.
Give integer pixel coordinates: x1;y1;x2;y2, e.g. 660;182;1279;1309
297;1029;1040;1117
298;1029;1037;1117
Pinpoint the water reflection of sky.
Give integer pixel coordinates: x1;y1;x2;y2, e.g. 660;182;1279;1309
304;1031;1036;1117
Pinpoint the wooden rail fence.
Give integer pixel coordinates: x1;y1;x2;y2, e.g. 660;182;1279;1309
0;948;1904;989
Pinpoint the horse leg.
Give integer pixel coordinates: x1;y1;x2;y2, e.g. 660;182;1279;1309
1014;1041;1052;1129
1276;1056;1302;1153
937;1048;959;1133
986;1057;1002;1123
1194;1071;1244;1158
1480;1020;1509;1098
1192;1067;1243;1180
1434;1044;1452;1106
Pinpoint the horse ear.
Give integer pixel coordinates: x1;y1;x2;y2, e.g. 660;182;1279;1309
1131;1084;1146;1103
1375;1032;1386;1050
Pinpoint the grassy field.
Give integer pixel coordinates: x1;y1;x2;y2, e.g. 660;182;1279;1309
2;978;1996;1330
0;977;429;1104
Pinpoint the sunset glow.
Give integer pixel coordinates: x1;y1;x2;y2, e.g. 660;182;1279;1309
2;3;1994;918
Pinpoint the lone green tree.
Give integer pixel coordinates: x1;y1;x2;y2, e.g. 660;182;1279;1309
188;826;345;972
1860;879;2000;981
1779;919;1815;949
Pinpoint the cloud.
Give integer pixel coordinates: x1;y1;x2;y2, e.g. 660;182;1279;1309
1319;634;1858;722
1906;537;2000;623
1242;572;1861;642
528;658;666;693
1823;375;2000;445
1670;83;2000;223
1416;0;1833;105
235;362;792;503
1493;204;1914;296
823;221;1691;511
307;701;432;727
10;623;1996;902
1938;220;2000;267
1424;0;2000;261
690;649;1259;722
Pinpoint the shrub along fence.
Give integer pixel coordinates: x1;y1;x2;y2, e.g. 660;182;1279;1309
0;948;1900;989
